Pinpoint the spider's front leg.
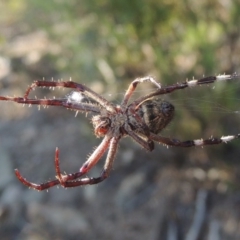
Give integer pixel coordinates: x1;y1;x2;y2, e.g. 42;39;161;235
14;148;69;191
15;168;60;191
56;135;111;186
23;80;115;111
15;136;112;190
0;95;100;113
0;79;114;112
14;148;87;191
56;136;119;187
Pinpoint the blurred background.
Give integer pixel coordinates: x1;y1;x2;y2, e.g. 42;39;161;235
0;1;240;239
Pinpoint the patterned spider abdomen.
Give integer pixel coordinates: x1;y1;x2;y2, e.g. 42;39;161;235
139;97;174;134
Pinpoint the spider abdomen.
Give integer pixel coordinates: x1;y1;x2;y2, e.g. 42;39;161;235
139;97;174;134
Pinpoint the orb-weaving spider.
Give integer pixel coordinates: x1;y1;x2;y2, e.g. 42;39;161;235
0;74;239;190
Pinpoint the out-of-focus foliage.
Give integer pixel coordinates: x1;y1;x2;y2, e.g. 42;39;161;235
2;0;240;78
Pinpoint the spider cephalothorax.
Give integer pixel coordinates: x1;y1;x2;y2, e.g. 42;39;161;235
0;74;239;190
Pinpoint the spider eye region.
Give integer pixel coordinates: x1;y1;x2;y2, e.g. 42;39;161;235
92;115;111;137
139;97;175;134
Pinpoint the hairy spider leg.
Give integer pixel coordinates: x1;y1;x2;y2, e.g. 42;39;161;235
23;80;116;112
149;133;240;148
14;135;112;190
57;135;111;185
121;76;161;107
0;96;100;113
55;136;119;187
14;169;60;191
133;73;240;109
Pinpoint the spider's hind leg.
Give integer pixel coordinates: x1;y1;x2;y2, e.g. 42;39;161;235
149;133;240;147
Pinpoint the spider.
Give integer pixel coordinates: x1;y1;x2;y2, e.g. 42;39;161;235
0;73;239;190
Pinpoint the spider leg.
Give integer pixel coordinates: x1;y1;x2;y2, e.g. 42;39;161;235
126;128;154;151
18;80;115;112
121;76;161;107
56;135;111;186
55;136;119;187
14;136;111;190
0;96;100;113
133;73;240;107
15;169;60;191
149;133;240;147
